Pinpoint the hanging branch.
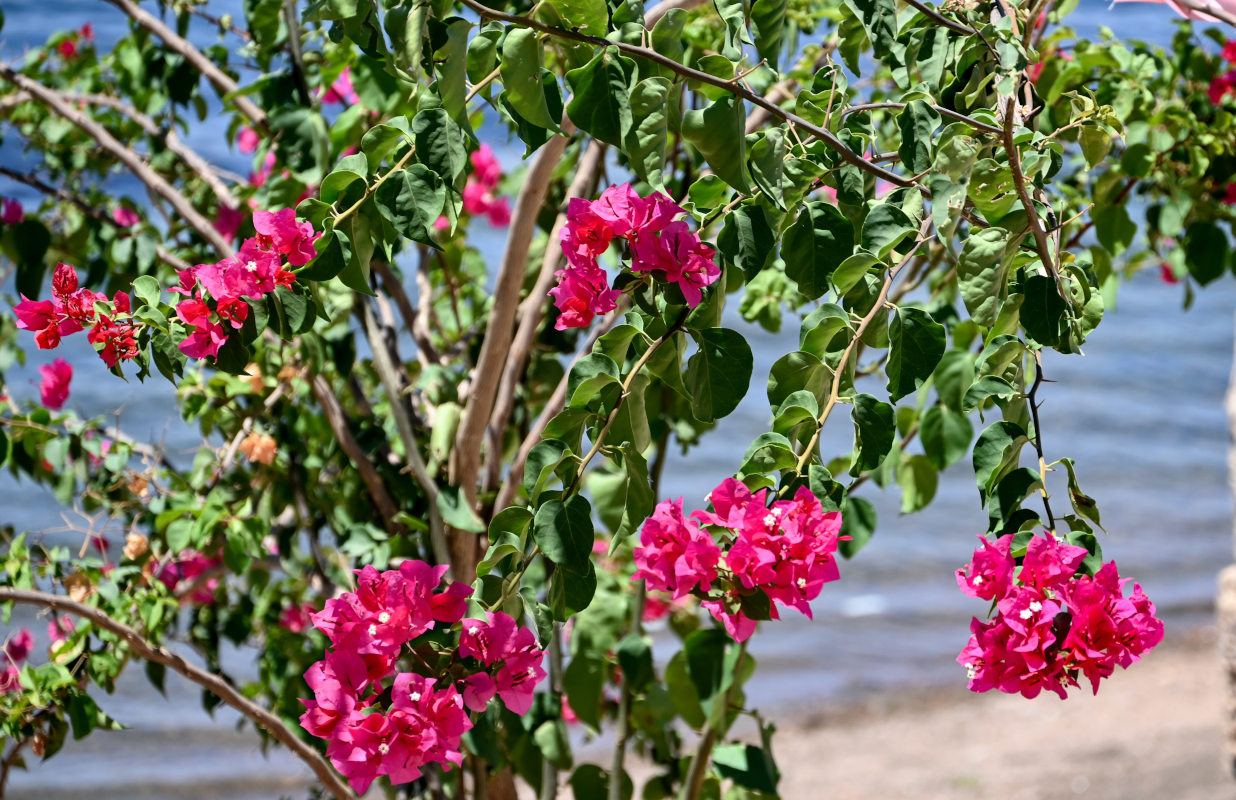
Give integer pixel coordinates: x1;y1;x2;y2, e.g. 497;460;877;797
1028;350;1058;531
0;65;235;257
98;0;271;134
0;587;356;800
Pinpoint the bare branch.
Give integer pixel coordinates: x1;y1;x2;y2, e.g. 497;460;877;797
311;375;404;536
0;587;355;800
98;0;271;134
0;65;235;257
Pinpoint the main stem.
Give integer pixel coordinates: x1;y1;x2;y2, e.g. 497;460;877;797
679;641;749;800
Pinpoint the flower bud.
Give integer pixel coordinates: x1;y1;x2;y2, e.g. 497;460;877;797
30;731;47;758
63;572;93;603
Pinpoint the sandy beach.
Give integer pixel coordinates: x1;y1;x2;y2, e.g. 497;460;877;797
763;627;1232;800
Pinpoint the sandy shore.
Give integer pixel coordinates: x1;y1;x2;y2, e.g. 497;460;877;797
763;627;1232;800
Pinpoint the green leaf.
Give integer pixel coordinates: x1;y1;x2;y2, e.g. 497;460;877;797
299;226;350;282
501;28;563;133
713;0;751;60
374;163;445;247
1184;221;1229;286
320;153;369;204
550;0;609;35
437;485;485;532
972;421;1028;499
684;627;729;709
850;393;895;476
624;78;671;188
713;744;780;794
838;495;876;558
563;653;606;730
800;303;851;356
886;307;945;402
750;0;787;69
842;0;898;58
717;203;776;281
533;495;595;571
548;561;597;619
131;275;162;307
13;219;50;298
897;101;941;174
682;96;750;192
533;718;573;770
860;203;915;258
957;228;1012;327
920;405;974;469
616;634;654;690
782;202;855;299
413;108;468;185
685;328;754;422
1021;275;1067;348
565;47;633;147
767;351;828;408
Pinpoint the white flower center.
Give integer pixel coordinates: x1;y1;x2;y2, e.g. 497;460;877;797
367;623;378;635
244;260;258;273
527;667;537;676
409;691;421;702
965;662;977;679
1029;601;1043;613
796;577;807;589
763;513;777;526
378;611;390;624
468;626;479;635
972;576;983;585
772;507;783;517
378;743;390;755
1018;608;1033;620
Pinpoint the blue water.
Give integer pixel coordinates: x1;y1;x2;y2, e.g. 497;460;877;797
1;1;1233;796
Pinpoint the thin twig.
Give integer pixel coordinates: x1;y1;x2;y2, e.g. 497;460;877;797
842;101;1002;135
1001;96;1060;291
0;587;355;800
1028;350;1057;531
359;300;450;572
311;375;404;536
0;65;235;257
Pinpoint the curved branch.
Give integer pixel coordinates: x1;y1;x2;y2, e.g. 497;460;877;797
453;0;915;188
0;65;235;257
1173;0;1236;25
842;101;1002;135
98;0;271;134
0;587;355;800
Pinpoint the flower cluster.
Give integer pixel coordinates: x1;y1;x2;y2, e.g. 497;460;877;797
1210;40;1236;104
956;533;1164;699
551;183;720;330
14;262;137;367
461;144;511;227
155;549;223;605
632;478;843;642
170;208;317;359
301;561;546;794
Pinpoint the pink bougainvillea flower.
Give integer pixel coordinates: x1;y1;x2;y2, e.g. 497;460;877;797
57;38;78;60
176;299;228;359
1225;40;1236;62
321;67;360;105
215;204;247;244
470;143;503;188
1159;262;1179;284
253;208;320;266
1209;70;1236;104
112;206;140;227
280;602;316;634
955;534;1015;601
632;498;723;600
1223;182;1236;205
5;629;33;663
486;196;512;227
38;358;72;409
250;151;277;187
79;23;94;41
0;198;23;225
548;262;621;330
48;615;75;644
236;126;260;154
